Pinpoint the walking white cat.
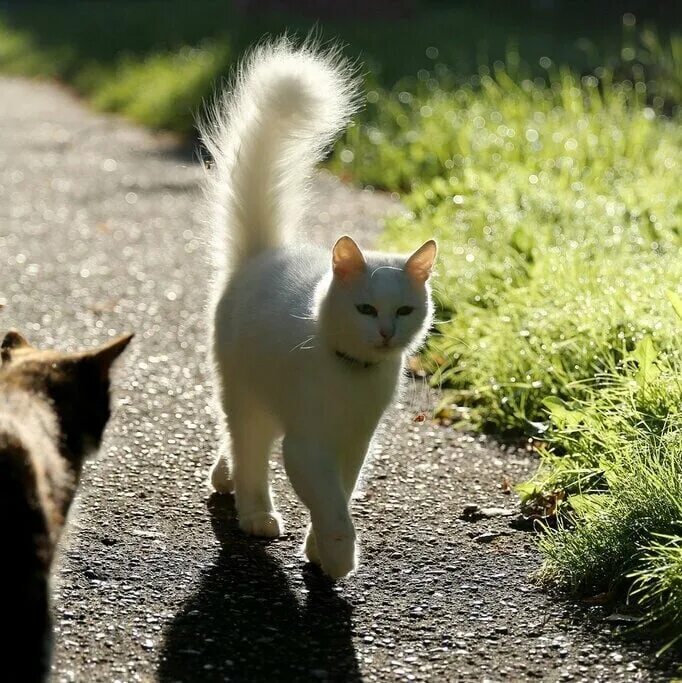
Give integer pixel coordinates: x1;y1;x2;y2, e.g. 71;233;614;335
202;39;437;579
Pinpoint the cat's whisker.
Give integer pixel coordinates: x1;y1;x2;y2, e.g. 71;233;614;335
432;316;456;327
290;336;316;353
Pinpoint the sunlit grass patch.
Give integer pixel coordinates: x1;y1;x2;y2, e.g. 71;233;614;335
539;439;682;641
534;351;682;642
630;535;682;651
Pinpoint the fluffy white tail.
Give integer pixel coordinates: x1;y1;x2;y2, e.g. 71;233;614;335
201;38;359;272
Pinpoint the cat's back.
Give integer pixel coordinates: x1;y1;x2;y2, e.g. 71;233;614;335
0;388;59;466
0;389;64;538
216;243;328;349
0;416;52;553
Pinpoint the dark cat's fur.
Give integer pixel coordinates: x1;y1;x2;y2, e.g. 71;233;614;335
0;329;132;682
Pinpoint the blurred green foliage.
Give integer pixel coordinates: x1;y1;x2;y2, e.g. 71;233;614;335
0;0;679;133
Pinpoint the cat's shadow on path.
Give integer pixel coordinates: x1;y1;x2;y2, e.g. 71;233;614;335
158;493;361;682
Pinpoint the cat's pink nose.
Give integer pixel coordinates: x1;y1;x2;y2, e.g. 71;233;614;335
379;328;392;340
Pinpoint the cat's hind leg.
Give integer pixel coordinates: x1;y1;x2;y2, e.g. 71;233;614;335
209;438;234;494
228;397;282;538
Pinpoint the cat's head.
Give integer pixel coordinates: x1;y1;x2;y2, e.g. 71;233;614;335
317;236;437;365
0;331;133;461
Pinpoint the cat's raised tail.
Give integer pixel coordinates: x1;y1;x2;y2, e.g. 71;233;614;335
201;38;360;273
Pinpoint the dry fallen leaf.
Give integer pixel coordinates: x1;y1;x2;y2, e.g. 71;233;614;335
519;489;566;524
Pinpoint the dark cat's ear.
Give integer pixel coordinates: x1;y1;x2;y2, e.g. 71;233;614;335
1;330;32;363
332;236;366;282
86;333;134;379
405;239;437;284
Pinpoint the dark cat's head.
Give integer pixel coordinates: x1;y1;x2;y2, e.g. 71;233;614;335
0;331;133;464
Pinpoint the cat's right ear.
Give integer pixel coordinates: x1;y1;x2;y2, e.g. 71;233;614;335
1;330;32;363
332;236;366;282
405;239;437;284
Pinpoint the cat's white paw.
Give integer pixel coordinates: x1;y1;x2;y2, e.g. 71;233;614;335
209;455;234;494
304;529;320;565
317;532;357;580
238;511;283;538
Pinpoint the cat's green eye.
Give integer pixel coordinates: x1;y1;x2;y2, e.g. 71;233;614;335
356;304;378;317
396;306;414;316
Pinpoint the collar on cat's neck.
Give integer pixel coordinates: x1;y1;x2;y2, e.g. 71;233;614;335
334;350;378;369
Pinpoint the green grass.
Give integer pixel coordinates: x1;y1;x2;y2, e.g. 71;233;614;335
631;534;682;651
533;349;682;646
332;46;682;647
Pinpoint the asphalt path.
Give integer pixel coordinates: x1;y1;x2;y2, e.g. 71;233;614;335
0;77;679;682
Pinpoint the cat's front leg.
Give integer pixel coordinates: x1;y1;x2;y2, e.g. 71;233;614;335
304;437;370;569
283;436;357;579
303;524;356;579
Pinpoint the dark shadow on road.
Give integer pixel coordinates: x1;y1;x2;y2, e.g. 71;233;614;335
158;494;361;683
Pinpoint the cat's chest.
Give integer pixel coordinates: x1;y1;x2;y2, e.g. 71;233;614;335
303;362;398;425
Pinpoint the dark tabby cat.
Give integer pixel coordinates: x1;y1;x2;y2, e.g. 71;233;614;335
0;329;133;682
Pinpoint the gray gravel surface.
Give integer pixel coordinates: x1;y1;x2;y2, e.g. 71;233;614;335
1;77;679;682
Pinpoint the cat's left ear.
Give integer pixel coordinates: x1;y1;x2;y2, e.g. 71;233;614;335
86;333;134;379
405;239;438;284
332;236;366;282
1;330;32;363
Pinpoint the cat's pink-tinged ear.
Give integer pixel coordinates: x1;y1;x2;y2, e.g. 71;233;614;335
332;236;366;281
88;333;134;378
405;239;437;284
1;330;32;363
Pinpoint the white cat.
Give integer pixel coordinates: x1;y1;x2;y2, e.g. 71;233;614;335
202;39;437;579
